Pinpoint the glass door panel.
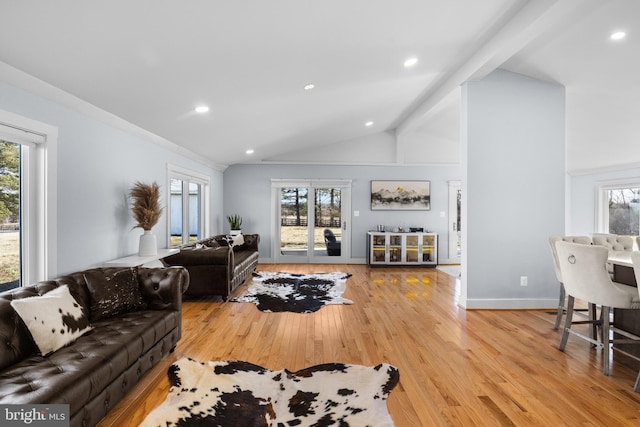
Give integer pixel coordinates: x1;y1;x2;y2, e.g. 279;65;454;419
275;180;349;263
448;181;462;262
406;234;419;263
168;168;209;248
188;182;202;242
169;178;184;247
389;233;403;263
372;234;386;262
280;187;308;257
422;234;435;263
314;188;342;257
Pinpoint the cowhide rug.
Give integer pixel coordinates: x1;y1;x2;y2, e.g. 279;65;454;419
230;271;353;313
140;357;400;427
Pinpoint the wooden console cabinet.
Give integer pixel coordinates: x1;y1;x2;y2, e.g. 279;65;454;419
367;232;438;266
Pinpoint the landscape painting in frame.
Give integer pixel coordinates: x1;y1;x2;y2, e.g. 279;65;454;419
371;180;431;211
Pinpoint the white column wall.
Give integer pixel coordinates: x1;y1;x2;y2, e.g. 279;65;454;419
461;69;566;309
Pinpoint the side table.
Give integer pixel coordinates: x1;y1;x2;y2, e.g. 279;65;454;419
103;248;179;267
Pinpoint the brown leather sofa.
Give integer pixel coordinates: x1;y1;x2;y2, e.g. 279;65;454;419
162;233;259;300
0;266;189;427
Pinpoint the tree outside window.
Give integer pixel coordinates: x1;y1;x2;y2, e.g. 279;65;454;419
608;187;640;236
0;140;20;290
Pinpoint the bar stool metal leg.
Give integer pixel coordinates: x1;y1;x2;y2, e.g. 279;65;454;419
554;283;565;330
602;306;611;376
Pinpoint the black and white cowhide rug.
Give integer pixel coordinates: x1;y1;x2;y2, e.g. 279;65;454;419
230;271;354;313
140;357;400;427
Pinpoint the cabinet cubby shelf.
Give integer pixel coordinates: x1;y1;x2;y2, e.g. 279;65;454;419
367;231;438;267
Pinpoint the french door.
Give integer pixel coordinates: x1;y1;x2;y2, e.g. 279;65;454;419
272;179;351;263
448;181;461;262
167;165;210;247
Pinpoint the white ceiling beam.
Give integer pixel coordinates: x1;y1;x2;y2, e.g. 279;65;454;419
395;0;599;136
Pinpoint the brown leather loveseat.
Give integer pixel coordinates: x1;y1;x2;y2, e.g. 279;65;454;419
0;266;189;427
162;233;259;300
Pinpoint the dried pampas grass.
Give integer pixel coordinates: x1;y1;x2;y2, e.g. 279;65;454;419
130;181;163;230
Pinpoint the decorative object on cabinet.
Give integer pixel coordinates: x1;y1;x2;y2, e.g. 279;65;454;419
367;231;438;266
130;181;163;256
370;180;430;210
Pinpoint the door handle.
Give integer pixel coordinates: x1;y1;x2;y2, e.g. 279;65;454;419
343;221;347;230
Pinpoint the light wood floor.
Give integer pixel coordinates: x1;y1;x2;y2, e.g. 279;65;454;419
99;264;640;426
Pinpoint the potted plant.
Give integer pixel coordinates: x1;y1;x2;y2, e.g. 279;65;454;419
227;214;243;236
130;181;163;256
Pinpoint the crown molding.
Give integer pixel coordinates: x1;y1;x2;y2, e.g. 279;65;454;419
0;60;225;171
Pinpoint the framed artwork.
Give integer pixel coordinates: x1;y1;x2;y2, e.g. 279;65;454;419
371;180;431;211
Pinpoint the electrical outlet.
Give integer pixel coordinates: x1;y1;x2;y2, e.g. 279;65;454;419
520;276;528;286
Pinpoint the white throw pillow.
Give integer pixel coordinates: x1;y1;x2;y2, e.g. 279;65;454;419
231;234;244;248
10;285;93;356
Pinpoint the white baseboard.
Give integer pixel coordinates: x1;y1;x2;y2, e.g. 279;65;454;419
464;298;557;310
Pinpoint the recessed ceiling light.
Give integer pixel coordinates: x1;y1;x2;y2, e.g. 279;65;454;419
610;31;626;40
304;84;315;90
245;149;254;155
195;105;209;113
365;121;374;127
404;57;418;68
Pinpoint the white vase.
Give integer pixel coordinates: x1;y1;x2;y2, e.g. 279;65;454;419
138;230;158;256
230;229;242;236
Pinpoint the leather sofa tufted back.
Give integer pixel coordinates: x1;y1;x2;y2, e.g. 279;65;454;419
0;267;189;374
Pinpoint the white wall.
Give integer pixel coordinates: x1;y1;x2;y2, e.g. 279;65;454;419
223;163;461;262
0;79;223;277
265;131;398;164
569;167;640;235
461;69;566;309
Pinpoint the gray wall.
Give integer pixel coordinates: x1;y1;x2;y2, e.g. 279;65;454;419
223;163;461;262
461;69;566;309
0;79;223;277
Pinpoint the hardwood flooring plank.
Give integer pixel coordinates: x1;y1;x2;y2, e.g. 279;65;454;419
98;264;640;427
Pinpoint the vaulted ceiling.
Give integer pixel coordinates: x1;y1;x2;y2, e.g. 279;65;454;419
0;0;637;173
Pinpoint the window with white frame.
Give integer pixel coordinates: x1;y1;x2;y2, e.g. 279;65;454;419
0;112;57;289
596;180;640;236
168;165;210;247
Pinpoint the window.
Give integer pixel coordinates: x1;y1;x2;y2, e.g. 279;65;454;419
596;180;640;236
168;165;209;247
0;140;20;291
0;110;57;288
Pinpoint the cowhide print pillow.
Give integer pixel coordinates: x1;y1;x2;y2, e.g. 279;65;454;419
10;285;92;356
231;233;245;249
84;267;145;321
